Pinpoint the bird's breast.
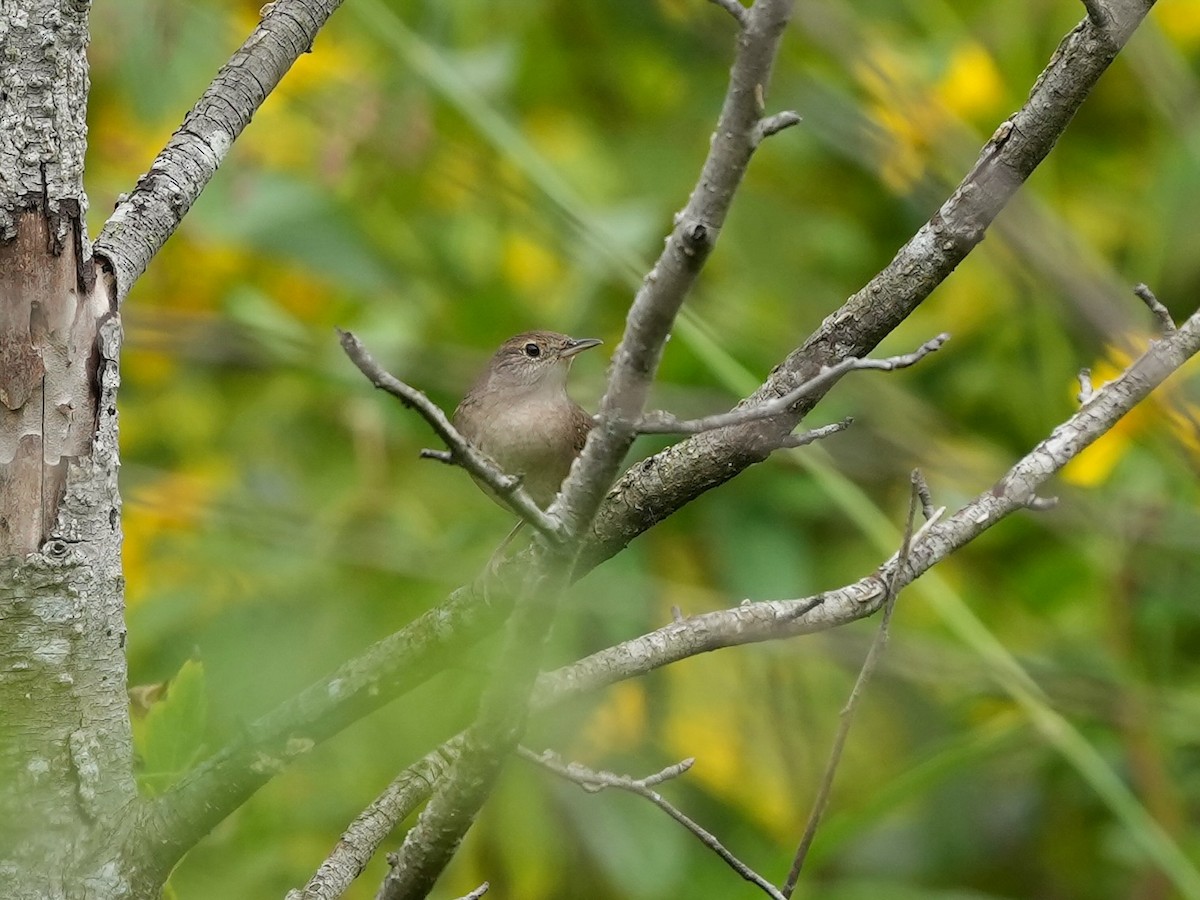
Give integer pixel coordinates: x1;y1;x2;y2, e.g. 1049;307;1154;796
466;395;589;508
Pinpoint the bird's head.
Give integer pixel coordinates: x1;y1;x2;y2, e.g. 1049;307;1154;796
482;331;602;394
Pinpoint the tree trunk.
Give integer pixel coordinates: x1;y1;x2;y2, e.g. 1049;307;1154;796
0;2;136;896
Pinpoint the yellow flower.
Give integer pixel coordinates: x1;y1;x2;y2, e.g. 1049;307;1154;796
1158;4;1200;49
1063;345;1200;485
580;681;647;754
123;465;231;607
936;41;1005;121
501;232;562;296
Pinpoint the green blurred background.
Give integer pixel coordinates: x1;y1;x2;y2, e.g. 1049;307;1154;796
86;0;1200;897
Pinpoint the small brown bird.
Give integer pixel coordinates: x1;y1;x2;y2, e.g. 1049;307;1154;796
453;330;602;510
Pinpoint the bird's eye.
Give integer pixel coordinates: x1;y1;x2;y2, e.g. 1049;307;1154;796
524;343;541;358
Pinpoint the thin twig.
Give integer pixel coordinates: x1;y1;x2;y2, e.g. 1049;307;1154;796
634;335;947;437
552;0;795;536
911;470;935;521
783;474;922;895
708;0;748;26
1134;283;1176;334
778;418;852;449
1078;368;1095;404
521;748;786;900
518;747;694;791
452;884;489;900
337;329;562;540
753;111;802;146
582;0;1159;574
121;2;1168;889
1024;495;1059;511
285;308;1200;900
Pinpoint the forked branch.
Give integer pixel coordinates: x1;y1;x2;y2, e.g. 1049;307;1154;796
582;0;1160;570
131;3;1163;892
783;473;922;894
375;1;801;896
633;334;946;437
290;300;1200;900
521;748;786;900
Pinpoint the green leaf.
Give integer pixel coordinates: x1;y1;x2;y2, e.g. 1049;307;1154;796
134;659;208;796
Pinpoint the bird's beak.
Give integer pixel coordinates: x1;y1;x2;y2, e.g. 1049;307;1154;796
559;337;603;359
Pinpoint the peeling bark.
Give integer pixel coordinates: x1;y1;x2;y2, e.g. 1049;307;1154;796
0;2;137;897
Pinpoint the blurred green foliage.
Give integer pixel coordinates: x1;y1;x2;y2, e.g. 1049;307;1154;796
133;659;208;796
86;0;1200;897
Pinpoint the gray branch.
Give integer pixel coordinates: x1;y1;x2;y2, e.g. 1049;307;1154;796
130;2;1161;887
912;469;936;521
581;0;1158;573
783;476;920;894
288;302;1200;899
520;748;786;900
553;0;797;536
778;418;852;449
287;741;466;900
374;562;571;900
633;334;946;437
1077;367;1095;404
1081;0;1108;28
93;0;346;302
374;2;800;896
1134;282;1176;333
753;110;803;146
518;746;695;792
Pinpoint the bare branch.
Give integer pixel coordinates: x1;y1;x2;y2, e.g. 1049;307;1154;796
1078;368;1095;404
1134;283;1177;333
521;748;786;900
376;564;572;900
338;329;562;541
452;883;490;900
778;418;852;449
554;0;796;535
419;449;455;465
753;110;803;145
94;0;345;302
708;0;748;26
153;305;1200;894
633;335;947;437
583;0;1159;573
135;567;516;888
374;3;800;895
540;307;1200;716
287;297;1200;893
287;740;465;900
911;469;935;521
783;476;920;894
1024;495;1059;511
518;747;694;791
633;757;695;789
